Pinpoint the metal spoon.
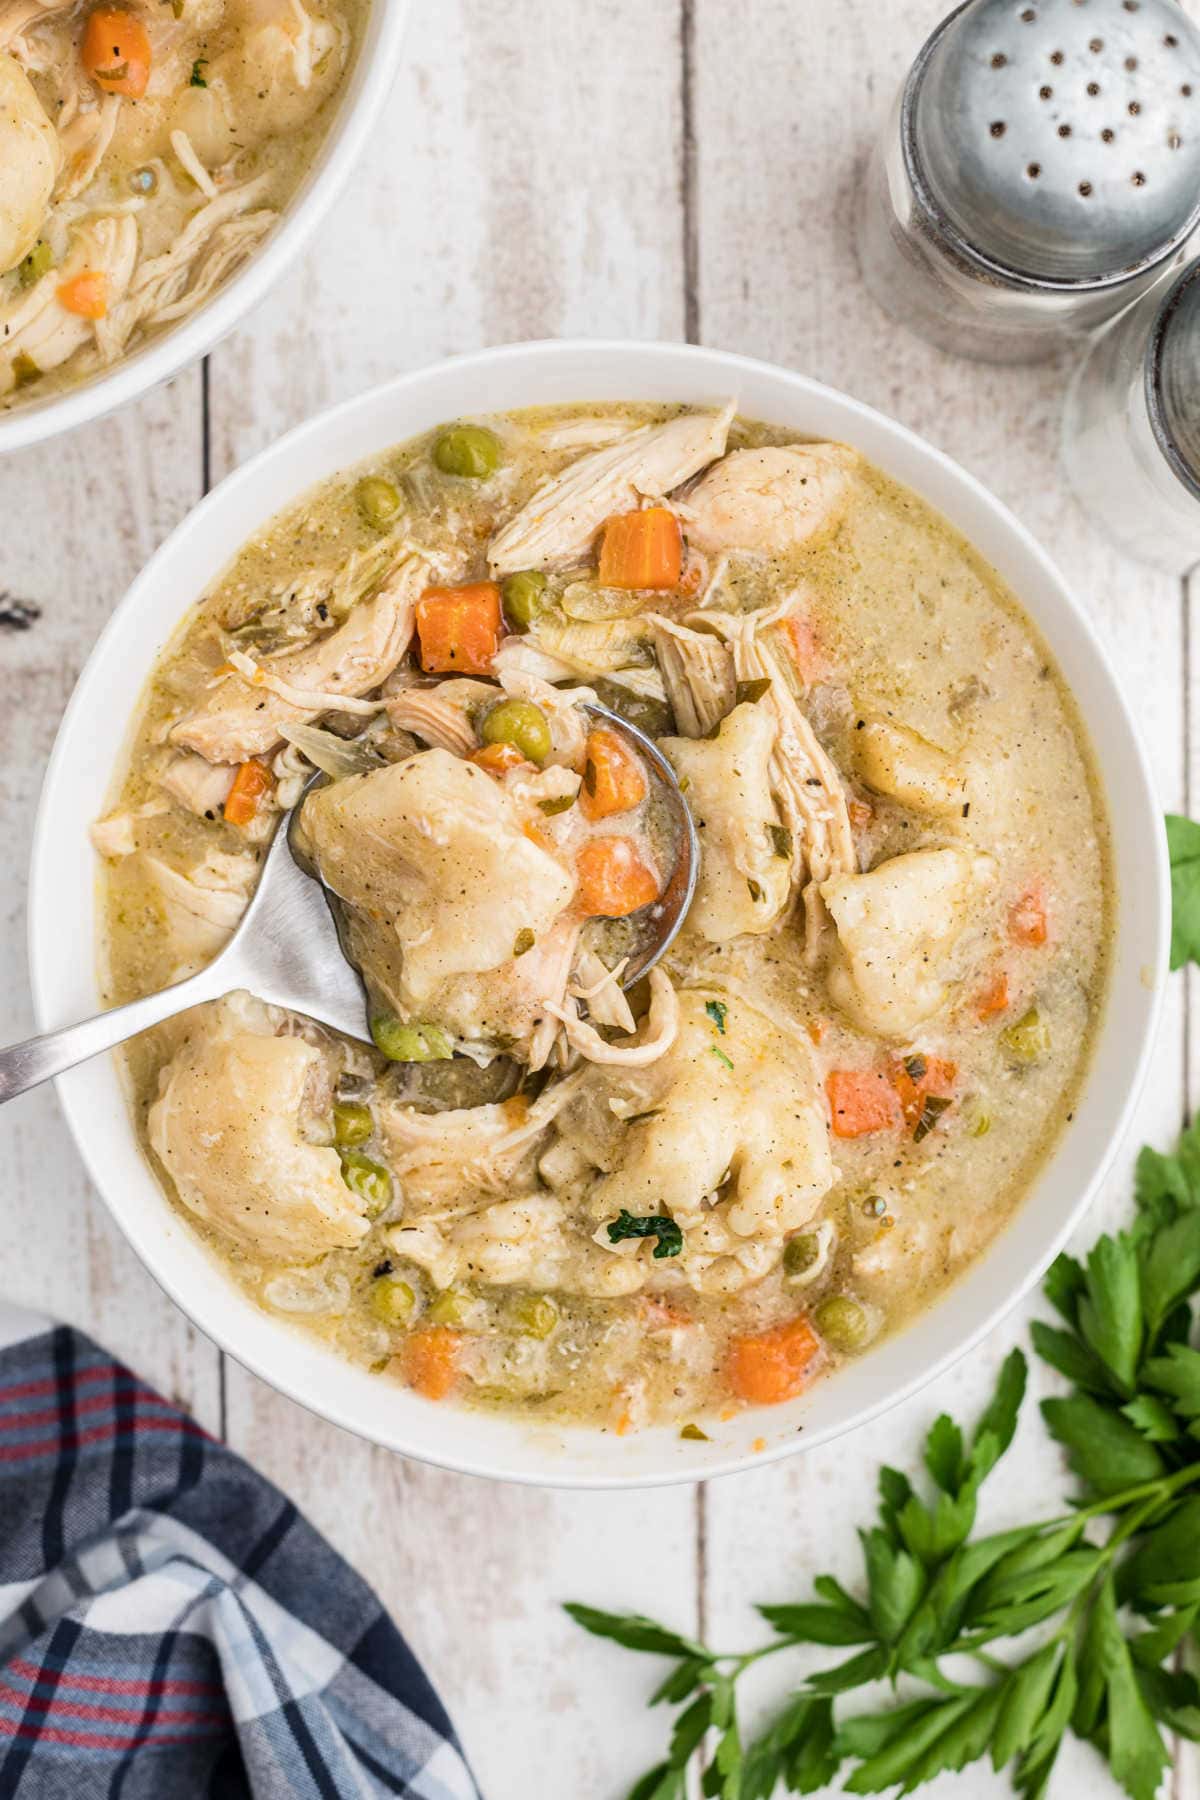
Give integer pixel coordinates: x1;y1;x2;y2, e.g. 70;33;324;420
0;708;697;1106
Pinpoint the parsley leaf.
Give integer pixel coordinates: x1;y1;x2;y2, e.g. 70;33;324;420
606;1209;683;1259
705;998;728;1033
189;56;207;86
1167;813;1200;969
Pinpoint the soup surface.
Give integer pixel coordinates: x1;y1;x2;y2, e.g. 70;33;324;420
95;402;1112;1432
0;0;362;408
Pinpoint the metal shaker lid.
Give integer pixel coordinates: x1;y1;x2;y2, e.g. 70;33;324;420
907;0;1200;287
1148;258;1200;503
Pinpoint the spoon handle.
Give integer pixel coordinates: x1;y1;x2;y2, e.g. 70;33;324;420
0;966;226;1106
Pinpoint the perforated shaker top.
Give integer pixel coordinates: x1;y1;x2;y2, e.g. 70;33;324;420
908;0;1200;284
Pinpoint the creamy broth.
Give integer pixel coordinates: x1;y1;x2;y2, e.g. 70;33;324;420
0;0;364;407
95;403;1112;1432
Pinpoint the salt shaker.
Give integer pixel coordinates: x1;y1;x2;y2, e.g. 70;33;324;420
856;0;1200;363
1061;255;1200;570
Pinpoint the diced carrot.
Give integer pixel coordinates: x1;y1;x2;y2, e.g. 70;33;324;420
576;836;660;918
580;728;647;821
598;507;682;590
400;1328;461;1400
415;582;503;675
891;1054;957;1133
849;797;873;830
56;271;108;320
469;741;528;777
976;971;1010;1021
81;6;151;95
826;1068;901;1138
726;1315;821;1406
1009;888;1048;947
778;613;825;683
223;759;272;827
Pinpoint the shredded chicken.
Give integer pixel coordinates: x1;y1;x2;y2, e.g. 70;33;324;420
171;553;425;764
158;752;237;818
687;598;854;941
647;614;735;737
545;965;678;1068
385;679;493;757
488;403;735;575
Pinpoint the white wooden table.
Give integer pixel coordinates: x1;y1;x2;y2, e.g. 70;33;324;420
0;3;1196;1793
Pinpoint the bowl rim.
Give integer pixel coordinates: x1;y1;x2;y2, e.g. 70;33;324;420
0;0;411;455
28;337;1171;1487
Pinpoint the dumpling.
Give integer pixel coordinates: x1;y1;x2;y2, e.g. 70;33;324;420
0;52;58;275
147;1000;369;1261
557;991;833;1292
662;702;791;942
854;716;970;817
821;846;994;1039
299;748;577;1046
678;444;859;555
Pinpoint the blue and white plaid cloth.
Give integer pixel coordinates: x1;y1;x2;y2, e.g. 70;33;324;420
0;1307;481;1799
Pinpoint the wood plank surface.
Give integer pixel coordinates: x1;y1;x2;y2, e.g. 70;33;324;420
0;1;1194;1795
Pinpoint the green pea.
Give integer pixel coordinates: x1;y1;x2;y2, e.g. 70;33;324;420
332;1100;373;1148
355;475;402;530
433;424;502;480
428;1287;474;1327
340;1151;392;1215
480;698;552;766
501;569;549;631
508;1294;559;1339
783;1233;820;1277
17;241;52;288
370;1277;415;1325
1000;1007;1051;1066
371;1017;454;1062
814;1294;873;1354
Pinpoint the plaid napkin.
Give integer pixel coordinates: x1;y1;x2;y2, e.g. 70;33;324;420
0;1307;480;1799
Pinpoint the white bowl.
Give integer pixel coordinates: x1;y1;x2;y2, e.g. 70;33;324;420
29;340;1169;1486
0;0;410;454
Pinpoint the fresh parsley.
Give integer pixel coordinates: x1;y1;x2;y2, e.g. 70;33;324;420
189;56;207;86
607;1209;683;1260
570;1113;1200;1800
1166;813;1200;970
705;999;728;1034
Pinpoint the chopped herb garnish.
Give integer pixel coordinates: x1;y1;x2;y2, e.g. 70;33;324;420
902;1052;927;1081
767;822;792;859
513;928;535;957
17;241;52;288
11;353;41;388
735;677;771;705
679;1423;709;1441
704;999;728;1034
538;794;574;816
189;57;208;85
747;878;764;903
912;1092;952;1143
710;1045;734;1072
607;1209;683;1260
582;757;597;796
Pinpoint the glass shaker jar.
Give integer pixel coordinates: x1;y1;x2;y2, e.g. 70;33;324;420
1062;257;1200;571
856;0;1200;364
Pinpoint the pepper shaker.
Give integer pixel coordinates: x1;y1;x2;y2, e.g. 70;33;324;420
1061;255;1200;570
856;0;1200;364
